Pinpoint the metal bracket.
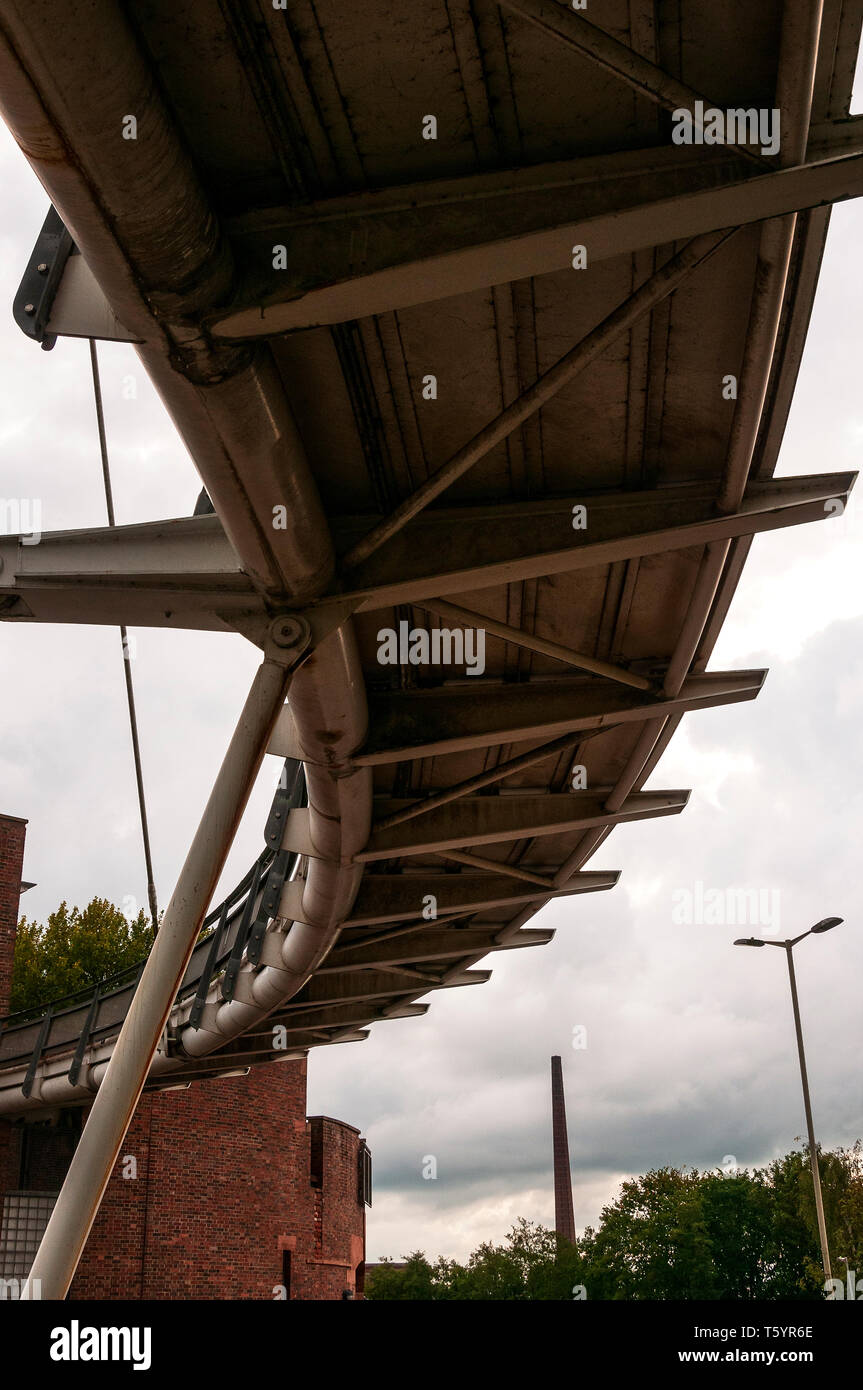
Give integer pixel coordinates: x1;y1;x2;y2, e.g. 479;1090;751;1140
189;902;231;1031
231;597;360;655
264;758;304;850
246;850;293;965
13;207;72;350
221;858;266;1003
68;989;101;1087
22;1008;53;1097
13;204;139;349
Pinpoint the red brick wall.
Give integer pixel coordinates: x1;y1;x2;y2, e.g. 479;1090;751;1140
0;813;27;1016
307;1115;367;1299
68;1059;367;1300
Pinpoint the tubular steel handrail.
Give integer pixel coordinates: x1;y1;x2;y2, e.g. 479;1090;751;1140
0;761;306;1070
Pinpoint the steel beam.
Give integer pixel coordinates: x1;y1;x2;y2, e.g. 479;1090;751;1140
326;471;856;611
341;231;731;568
336;916;480;953
417;597;651;689
2;474;849;632
434;850;561;887
343;869;618;925
267;1001;430;1034
0;514;238;575
0;1;337;601
354;669;766;765
374;731;587;831
210;148;863;336
329;927;554;970
809;115;863;157
288;970;446;1008
349;791;689;862
0;515;262;631
497;0;762;153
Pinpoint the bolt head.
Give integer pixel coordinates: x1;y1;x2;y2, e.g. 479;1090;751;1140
269;614;310;651
36;263;48;275
23;303;35;315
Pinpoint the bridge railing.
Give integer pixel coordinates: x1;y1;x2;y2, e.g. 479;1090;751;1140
0;760;306;1089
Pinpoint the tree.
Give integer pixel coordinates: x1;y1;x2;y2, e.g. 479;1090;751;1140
827;1142;863;1278
698;1171;778;1299
364;1254;437;1300
9;898;154;1014
365;1145;863;1300
764;1143;863;1293
366;1220;584;1301
584;1167;717;1299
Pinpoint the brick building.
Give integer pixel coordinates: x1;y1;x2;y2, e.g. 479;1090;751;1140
0;813;369;1299
0;814;26;1017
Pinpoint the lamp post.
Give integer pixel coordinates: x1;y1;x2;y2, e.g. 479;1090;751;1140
734;917;843;1291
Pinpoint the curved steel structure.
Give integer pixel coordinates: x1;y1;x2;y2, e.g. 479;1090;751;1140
0;0;860;1290
0;761;308;1103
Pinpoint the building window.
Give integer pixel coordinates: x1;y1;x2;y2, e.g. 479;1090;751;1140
358;1144;372;1208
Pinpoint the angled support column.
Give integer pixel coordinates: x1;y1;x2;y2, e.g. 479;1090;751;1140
25;625;307;1300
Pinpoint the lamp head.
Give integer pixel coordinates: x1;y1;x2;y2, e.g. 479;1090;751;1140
810;916;843;935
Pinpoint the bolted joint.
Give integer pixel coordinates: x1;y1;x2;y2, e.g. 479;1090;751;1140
265;612;312;666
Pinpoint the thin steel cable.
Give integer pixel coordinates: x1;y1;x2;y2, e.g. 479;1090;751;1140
89;339;159;932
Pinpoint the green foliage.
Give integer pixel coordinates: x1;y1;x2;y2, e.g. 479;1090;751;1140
584;1167;716;1299
365;1220;586;1301
362;1252;470;1300
9;898;154;1014
366;1146;863;1300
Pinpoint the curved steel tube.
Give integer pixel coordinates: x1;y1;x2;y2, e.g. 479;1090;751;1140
0;0;372;1122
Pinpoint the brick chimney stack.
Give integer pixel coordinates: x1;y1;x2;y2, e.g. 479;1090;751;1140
0;814;27;1016
550;1054;576;1243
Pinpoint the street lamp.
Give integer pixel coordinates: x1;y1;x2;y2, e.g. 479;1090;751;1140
734;917;843;1290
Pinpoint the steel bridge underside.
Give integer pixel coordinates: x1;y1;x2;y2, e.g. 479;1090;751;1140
0;0;860;1116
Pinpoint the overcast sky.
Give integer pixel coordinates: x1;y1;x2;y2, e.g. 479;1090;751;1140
1;114;862;1264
